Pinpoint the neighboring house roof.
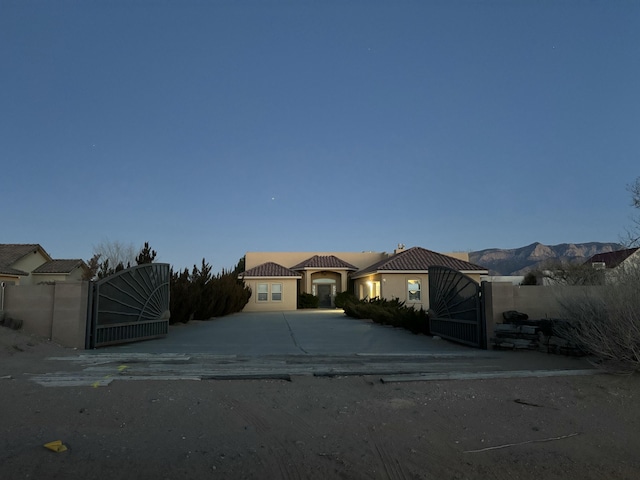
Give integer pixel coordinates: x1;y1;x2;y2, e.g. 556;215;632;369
584;248;639;269
240;262;302;278
0;243;51;265
290;255;358;271
0;244;52;277
0;266;30;276
32;259;87;274
352;247;488;278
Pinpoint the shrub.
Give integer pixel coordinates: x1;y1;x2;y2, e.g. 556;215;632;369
556;264;640;372
298;293;319;309
0;314;23;330
343;297;429;335
334;291;358;309
169;259;251;324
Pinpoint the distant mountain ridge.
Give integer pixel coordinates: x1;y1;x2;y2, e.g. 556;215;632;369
469;242;623;276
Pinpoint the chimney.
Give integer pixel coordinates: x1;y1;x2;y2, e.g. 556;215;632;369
394;243;406;254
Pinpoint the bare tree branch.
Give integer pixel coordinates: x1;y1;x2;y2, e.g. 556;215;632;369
557;262;640;372
628;177;640;209
92;239;137;269
623;177;640;247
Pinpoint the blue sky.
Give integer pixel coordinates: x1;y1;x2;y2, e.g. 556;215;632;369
2;1;639;272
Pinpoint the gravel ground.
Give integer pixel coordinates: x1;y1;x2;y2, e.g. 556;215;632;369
2;327;639;480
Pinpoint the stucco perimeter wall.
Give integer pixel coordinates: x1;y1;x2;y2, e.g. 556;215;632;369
483;282;602;344
3;282;89;348
242;278;298;312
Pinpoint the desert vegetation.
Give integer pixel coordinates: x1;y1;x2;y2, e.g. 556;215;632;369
556;263;640;372
555;177;640;371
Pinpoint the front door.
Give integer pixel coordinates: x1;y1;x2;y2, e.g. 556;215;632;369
317;284;332;308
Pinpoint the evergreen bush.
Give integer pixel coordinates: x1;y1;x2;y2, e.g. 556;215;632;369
342;297;429;335
169;258;251;324
298;293;319;309
334;291;358;308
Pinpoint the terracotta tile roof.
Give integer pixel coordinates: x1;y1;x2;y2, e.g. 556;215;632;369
290;255;358;270
353;247;487;277
32;259;86;274
240;262;302;278
0;244;43;267
585;248;639;268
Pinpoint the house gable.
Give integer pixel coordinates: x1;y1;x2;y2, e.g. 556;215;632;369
240;262;302;279
0;244;52;285
291;255;358;271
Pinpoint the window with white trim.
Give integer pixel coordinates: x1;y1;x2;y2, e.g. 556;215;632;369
257;283;268;302
407;279;421;301
271;283;282;301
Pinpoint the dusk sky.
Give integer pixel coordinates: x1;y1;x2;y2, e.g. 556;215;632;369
2;1;638;272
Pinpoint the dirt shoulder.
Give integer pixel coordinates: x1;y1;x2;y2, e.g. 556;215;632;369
0;326;78;375
1;329;639;480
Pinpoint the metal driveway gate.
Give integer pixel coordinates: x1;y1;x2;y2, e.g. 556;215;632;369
86;263;170;348
428;266;486;349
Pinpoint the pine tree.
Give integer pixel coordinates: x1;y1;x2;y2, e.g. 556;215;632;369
136;242;157;265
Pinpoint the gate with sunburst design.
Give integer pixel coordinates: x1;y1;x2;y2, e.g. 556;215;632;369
85;263;170;348
428;266;486;349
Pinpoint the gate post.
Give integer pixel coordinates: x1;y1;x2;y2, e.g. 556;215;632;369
481;281;494;350
84;281;96;349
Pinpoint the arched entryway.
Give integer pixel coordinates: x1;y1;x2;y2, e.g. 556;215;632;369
312;277;337;308
290;255;358;309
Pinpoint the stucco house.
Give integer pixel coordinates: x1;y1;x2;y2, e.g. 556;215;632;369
0;244;88;285
239;245;488;312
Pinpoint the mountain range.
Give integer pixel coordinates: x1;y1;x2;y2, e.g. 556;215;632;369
468;242;623;276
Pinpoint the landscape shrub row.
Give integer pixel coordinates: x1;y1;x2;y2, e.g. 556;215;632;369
342;297;430;335
170;259;251;324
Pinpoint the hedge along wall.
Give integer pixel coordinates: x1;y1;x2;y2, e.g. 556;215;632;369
2;281;90;349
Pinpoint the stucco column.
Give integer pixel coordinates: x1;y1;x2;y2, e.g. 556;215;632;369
305;271;311;294
340;272;348;293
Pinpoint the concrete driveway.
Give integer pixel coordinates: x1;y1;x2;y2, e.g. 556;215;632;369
99;309;471;356
33;310;595;387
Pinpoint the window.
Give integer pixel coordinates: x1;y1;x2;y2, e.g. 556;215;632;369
271;283;282;301
257;283;268;302
408;279;421;301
